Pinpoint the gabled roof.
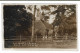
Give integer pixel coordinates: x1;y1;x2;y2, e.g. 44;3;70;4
35;10;53;30
41;20;53;30
35;20;53;31
35;20;46;30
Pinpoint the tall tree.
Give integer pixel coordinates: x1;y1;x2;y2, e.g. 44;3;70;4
4;5;32;39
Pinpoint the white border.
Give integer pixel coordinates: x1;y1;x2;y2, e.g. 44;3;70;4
0;1;80;53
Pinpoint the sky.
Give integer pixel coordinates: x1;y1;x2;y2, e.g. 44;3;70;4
25;5;57;24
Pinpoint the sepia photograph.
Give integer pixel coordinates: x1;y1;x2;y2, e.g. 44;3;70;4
3;4;77;49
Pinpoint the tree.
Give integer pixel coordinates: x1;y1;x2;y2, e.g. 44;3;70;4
4;5;32;39
52;5;76;36
39;5;76;36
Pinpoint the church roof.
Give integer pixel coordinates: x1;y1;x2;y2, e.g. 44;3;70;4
35;20;53;30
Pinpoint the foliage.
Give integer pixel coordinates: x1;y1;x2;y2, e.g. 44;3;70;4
4;5;32;39
40;5;76;36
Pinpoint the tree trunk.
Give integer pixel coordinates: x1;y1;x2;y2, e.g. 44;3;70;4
31;5;36;42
